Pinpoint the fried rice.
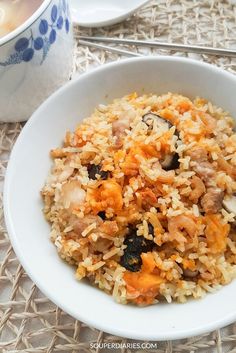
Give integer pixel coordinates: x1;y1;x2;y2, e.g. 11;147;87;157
41;92;236;306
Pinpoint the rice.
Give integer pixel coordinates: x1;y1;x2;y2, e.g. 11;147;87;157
41;92;236;306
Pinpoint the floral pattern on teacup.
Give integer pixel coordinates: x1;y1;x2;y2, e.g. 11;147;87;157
0;0;70;67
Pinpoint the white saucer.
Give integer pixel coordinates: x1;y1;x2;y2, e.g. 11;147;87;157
70;0;150;27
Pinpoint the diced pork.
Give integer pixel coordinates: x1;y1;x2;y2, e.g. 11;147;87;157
201;188;224;214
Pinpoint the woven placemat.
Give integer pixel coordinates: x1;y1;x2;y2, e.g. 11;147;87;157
1;1;236;352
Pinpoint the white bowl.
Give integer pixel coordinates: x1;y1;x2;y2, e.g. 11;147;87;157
70;0;150;27
0;0;73;122
4;57;236;340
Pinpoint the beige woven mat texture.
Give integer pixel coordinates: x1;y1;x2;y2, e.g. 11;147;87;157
1;0;236;352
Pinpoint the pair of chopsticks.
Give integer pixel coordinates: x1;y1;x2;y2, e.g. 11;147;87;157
79;36;236;58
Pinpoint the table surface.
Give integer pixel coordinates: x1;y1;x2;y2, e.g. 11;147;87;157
1;1;236;352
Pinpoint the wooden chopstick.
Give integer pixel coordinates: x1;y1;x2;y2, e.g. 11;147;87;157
79;36;236;58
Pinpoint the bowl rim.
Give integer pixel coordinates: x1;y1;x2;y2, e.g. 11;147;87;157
73;0;150;27
4;56;236;340
0;0;52;47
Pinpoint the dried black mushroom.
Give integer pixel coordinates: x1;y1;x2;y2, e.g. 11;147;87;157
160;152;180;171
120;228;155;272
230;221;236;231
97;211;106;220
148;222;154;236
124;230;155;254
142;113;180;171
120;252;142;272
87;164;109;180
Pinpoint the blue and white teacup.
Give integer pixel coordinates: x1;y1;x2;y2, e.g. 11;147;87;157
0;0;73;122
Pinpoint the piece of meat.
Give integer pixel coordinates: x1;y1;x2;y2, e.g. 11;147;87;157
194;161;215;185
99;221;119;236
187;147;208;163
168;215;198;242
61;180;86;209
217;156;236;180
198;112;217;134
201;188;224;214
187;147;215;186
92;238;113;252
112;114;131;146
139;188;158;207
70;215;102;235
182;269;199;279
151;161;175;184
189;176;206;203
